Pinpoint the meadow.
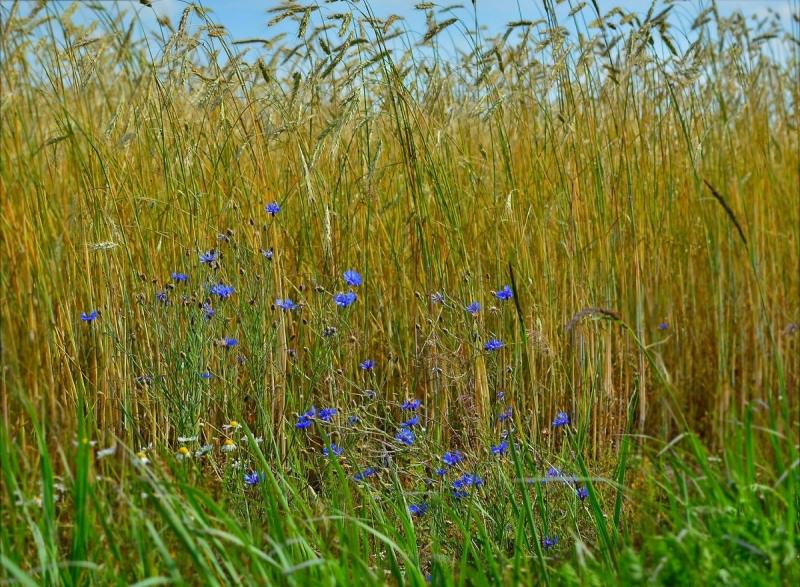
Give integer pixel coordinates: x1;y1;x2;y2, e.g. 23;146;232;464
0;0;798;584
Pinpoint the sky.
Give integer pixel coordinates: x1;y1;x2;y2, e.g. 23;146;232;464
135;0;795;37
3;0;796;63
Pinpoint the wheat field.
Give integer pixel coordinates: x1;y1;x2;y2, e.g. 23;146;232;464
0;1;798;585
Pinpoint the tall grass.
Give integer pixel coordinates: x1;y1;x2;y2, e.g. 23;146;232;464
1;0;798;584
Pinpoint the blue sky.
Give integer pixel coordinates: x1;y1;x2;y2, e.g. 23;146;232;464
134;0;797;61
4;0;796;61
137;0;795;35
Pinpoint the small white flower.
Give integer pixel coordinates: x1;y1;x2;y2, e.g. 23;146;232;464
195;444;213;458
134;451;150;466
220;439;237;453
176;446;192;461
178;436;198;443
241;436;263;445
96;444;117;460
222;420;241;431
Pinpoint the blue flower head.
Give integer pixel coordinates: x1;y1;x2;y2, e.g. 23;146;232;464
576;486;589;501
323;444;344;457
275;298;297;311
348;415;359;426
244;471;264;486
202;303;215;320
199;250;218;265
552;411;570;428
262;248;274;260
210;284;235;299
442;451;464;467
318;407;337;422
156;291;168;304
401;415;420;428
542;536;559;549
658;321;669;331
491;440;509;456
200;371;213;380
495;285;513;301
266;202;281;216
547;466;561;479
343;269;362;287
430;292;445;304
360;359;375;371
484;339;504;352
81;310;98;323
172;272;188;282
435;467;447;477
354;467;377;482
498;406;513;423
295;418;312;430
401;399;421;411
334;292;357;308
395;428;416;446
223;337;238;348
409;503;428;517
466;301;480;315
451;473;483;498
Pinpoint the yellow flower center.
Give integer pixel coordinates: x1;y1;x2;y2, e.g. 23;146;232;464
178;446;190;455
223;439;235;446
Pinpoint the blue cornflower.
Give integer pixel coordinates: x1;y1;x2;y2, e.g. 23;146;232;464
323;444;344;457
199;250;218;265
262;247;274;260
81;310;98;323
202;303;215;320
542;536;559;549
172;272;188;282
223;337;238;348
409;503;428;517
484;339;504;352
334;291;357;308
354;467;377;482
495;285;513;301
576;486;589;501
452;474;483;498
343;269;362;287
395;429;416;446
491;440;509;456
266;202;281;216
466;301;480;315
552;411;570;428
401;415;420;428
318;407;337;422
496;391;505;401
658;321;669;331
442;451;464;467
244;471;264;486
435;467;447;477
360;359;375;371
275;298;297;311
199;371;213;380
401;399;421;411
210;284;235;299
547;466;561;479
348;415;359;426
430;292;445;304
156;291;168;304
498;406;513;423
295;417;313;430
